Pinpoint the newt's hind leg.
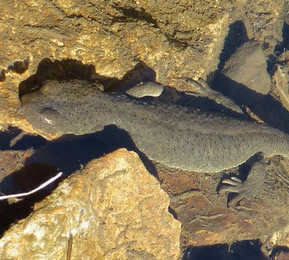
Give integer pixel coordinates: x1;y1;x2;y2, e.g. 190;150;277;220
218;156;267;207
185;78;243;114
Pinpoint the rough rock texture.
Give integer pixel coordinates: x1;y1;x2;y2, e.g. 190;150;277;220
274;49;289;112
275;250;289;260
0;0;233;134
157;155;289;254
0;149;181;260
0;149;33;183
223;41;272;94
233;0;285;40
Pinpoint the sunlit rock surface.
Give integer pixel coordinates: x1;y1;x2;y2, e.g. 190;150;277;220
0;149;181;260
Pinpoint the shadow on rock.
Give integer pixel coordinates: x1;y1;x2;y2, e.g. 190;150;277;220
212;71;289;134
183;240;269;260
25;125;158;177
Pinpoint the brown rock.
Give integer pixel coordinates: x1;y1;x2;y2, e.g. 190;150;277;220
274;250;289;260
0;149;33;183
0;149;181;260
273;64;289;111
223;41;271;94
157;155;289;254
232;0;284;48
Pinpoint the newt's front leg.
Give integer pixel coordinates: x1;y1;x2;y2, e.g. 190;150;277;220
218;155;267;206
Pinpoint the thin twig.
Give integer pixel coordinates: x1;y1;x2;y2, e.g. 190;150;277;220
0;172;63;200
66;233;73;260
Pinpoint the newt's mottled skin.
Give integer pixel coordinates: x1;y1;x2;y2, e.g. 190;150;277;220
21;80;289;173
21;79;289;204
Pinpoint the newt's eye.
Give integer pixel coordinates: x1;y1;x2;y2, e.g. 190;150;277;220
40;108;59;125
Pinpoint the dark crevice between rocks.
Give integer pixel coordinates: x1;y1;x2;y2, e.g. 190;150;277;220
218;20;248;70
119;61;156;91
0;163;61;237
0;126;47;151
91;61;156;92
18;58;97;99
183;240;270;260
271;246;289;259
0;127;23;150
168;206;178;220
274;22;289;55
267;22;289;74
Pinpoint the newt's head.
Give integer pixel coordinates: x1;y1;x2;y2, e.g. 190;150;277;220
20;79;103;136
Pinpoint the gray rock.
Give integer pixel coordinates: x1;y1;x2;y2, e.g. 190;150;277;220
223;41;271;94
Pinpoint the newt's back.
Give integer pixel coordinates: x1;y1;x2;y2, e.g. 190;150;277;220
21;80;289;172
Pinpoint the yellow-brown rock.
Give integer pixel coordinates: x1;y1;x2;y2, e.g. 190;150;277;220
0;0;232;135
0;149;181;259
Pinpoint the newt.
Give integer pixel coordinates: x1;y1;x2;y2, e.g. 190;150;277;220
20;79;289;205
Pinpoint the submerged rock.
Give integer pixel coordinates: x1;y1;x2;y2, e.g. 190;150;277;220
0;149;181;260
223;41;271;94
